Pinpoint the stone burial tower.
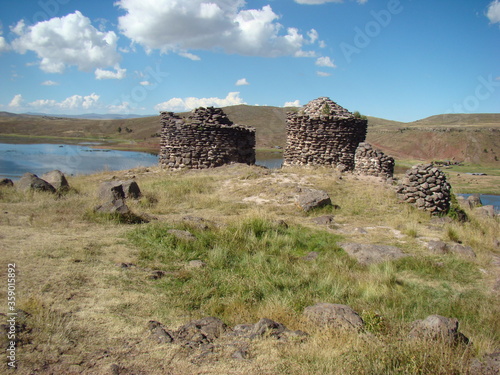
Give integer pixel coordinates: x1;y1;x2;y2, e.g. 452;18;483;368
283;97;368;171
159;106;256;169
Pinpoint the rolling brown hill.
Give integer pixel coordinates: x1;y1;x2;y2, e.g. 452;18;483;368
0;108;498;165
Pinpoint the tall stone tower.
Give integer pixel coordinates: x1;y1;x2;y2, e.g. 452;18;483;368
283;97;367;171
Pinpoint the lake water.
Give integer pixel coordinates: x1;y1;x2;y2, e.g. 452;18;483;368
0;142;282;179
1;142;498;211
0;142;158;179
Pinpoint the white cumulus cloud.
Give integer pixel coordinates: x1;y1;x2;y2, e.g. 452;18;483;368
41;80;59;86
315;56;336;68
11;11;121;74
316;71;332;77
284;100;301;107
116;0;317;58
154;92;245;112
95;65;127;80
487;0;500;24
29;93;101;111
236;78;249;86
8;94;24;108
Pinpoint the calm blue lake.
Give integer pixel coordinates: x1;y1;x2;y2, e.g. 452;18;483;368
0;142;158;179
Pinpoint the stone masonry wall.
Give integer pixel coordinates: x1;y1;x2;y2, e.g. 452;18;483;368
354;142;395;179
283;97;367;171
396;163;451;215
159;107;256;169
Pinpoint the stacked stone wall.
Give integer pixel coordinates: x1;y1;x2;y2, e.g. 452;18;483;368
159;107;255;169
283;98;367;170
354;142;395;179
396;164;451;215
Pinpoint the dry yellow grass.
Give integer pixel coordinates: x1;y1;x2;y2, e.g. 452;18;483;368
0;164;498;374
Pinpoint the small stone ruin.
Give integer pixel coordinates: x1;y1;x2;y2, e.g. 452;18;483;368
354;142;395;179
283;97;367;170
159;107;256;169
396;163;451;215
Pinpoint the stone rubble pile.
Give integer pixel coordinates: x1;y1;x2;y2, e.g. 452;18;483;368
396;163;451;215
354;142;395;179
159;107;256;169
300;97;354;119
283;97;367;170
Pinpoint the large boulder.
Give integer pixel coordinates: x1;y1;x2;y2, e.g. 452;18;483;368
98;180;141;201
295;188;332;212
303;303;364;331
41;170;69;192
94;199;130;215
473;205;496;218
97;181;125;201
340;243;408;265
16;173;55;193
0;178;14;187
408;315;469;345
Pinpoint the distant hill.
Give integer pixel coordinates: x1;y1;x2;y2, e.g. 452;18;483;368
23;112;150;120
0;107;498;165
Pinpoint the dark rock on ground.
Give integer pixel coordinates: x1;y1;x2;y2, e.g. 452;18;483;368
303;303;364;331
408;315;469;345
94;199;130;215
41;170;69;191
16;173;56;193
168;229;196;241
121;180;142;199
469;352;500;375
474;205;497;218
311;215;334;225
0;178;14;187
340;243;408;265
295;188;332;212
426;241;476;258
98;181;126;201
302;251;319;261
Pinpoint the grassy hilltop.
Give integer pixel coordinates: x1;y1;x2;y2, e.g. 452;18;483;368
0;164;499;374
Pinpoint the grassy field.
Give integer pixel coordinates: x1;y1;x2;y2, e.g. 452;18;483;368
1;164;498;374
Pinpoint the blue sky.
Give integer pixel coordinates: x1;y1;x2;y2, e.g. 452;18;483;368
0;0;498;122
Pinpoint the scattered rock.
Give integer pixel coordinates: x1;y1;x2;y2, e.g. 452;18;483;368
426;241;476;258
168;229;196;241
41;170;69;192
311;215;334;225
98;181;125;201
16;173;56;193
94;199;130;215
303;303;364;331
467;194;483;208
176;317;227;348
187;260;207;269
121;180;142;199
295;188;332;212
0;178;14;187
340;243;408;265
473;205;496;218
449;243;476;258
302;251;319;261
469;352;500;375
147;320;174;344
182;216;213;230
426;240;449;255
408;315;469;345
148;270;168;280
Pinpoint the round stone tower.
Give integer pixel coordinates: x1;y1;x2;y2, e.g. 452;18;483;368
283;97;368;170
